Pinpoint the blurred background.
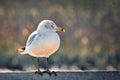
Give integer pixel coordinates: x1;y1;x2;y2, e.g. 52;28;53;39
0;0;120;72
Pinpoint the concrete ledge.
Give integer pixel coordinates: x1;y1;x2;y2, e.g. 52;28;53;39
0;71;120;80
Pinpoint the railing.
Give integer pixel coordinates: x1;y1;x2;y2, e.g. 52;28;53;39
0;71;120;80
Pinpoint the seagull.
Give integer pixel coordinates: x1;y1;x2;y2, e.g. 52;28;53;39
17;20;65;75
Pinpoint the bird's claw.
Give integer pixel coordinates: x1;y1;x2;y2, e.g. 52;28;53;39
35;70;57;76
35;71;43;75
42;70;57;76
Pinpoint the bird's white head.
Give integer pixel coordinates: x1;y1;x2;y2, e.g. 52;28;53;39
36;20;65;33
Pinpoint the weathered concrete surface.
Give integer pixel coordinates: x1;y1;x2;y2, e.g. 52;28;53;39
0;71;120;80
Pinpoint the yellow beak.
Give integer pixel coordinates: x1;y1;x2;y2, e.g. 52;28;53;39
56;27;65;32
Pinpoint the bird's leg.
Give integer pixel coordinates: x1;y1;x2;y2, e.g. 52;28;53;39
46;58;49;71
37;58;40;72
35;58;42;75
43;58;57;76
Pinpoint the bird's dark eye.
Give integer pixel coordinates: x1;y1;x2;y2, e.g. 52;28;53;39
51;25;54;28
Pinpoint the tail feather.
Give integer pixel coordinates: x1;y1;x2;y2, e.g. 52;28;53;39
17;47;28;54
16;47;26;54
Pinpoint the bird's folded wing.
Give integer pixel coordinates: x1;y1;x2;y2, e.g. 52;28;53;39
26;31;37;47
17;31;37;54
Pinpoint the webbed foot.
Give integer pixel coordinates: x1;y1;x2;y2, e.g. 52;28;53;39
42;70;57;76
35;70;43;75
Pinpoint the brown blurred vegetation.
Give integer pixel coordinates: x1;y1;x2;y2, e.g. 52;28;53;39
0;0;120;71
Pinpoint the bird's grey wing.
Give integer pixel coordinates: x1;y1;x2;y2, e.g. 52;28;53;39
26;31;37;47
